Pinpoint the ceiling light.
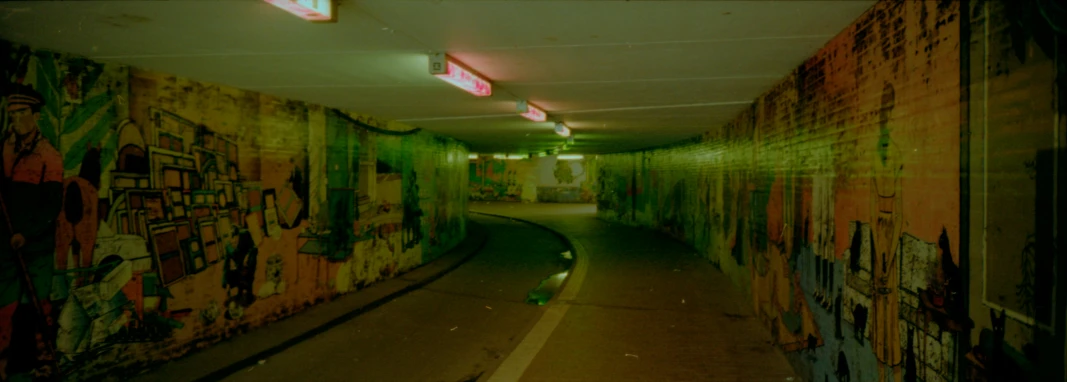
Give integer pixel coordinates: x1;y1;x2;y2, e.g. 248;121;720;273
558;154;584;160
429;53;492;97
468;153;479;159
516;100;547;122
554;122;571;137
506;154;526;160
492;154;507;159
264;0;336;22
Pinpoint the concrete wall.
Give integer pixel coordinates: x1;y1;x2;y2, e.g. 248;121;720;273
469;155;595;203
593;1;1065;381
0;40;469;380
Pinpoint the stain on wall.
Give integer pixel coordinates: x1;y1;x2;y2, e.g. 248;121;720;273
469;155;595;203
594;1;1065;381
0;40;468;381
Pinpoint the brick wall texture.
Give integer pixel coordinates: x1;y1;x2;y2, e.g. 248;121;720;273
594;1;1065;381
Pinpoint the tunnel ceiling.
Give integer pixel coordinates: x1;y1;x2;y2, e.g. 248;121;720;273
0;0;874;155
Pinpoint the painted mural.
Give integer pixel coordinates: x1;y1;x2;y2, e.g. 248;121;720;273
469;155;595;203
594;1;1066;382
0;41;468;381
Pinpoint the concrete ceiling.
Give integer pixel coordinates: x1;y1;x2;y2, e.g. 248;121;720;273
0;0;874;155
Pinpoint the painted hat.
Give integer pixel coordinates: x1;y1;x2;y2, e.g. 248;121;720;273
5;83;45;107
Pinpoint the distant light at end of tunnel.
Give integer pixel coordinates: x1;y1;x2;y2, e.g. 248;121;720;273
429;53;492;97
264;0;336;22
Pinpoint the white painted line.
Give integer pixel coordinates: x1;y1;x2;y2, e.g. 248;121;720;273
487;223;589;382
487;304;571;382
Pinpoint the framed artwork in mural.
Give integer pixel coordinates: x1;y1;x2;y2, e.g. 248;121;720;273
182;237;207;273
157;131;184;153
198;221;221;264
170;190;186;219
217;215;234;242
149;147;197;189
131;211;145;237
121;190;168;224
262;189;282;238
277;186;302;229
215;181;236;208
111;173;150;189
191;205;212;221
191;190;208;205
149;225;186;286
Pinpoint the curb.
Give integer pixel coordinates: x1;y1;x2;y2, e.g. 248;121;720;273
467;211;587;304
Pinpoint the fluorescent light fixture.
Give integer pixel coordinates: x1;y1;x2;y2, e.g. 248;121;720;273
264;0;336;22
468;153;479;159
516;100;547;122
554;122;571;137
506;154;526;160
429;53;492;97
492;154;507;159
558;154;584;160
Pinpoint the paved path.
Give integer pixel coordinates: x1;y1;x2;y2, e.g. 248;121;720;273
470;202;797;382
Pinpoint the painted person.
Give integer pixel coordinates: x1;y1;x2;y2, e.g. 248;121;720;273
222;226;258;319
0;83;64;378
870;81;904;382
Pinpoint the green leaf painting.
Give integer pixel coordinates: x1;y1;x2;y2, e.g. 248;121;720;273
8;46;120;173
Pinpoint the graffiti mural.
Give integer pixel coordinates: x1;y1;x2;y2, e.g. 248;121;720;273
0;40;469;381
469;155;594;203
584;1;1067;381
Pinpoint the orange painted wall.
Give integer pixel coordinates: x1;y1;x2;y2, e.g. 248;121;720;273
596;1;1067;381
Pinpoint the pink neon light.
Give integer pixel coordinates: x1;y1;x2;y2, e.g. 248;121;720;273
434;61;492;97
264;0;332;21
519;105;547;122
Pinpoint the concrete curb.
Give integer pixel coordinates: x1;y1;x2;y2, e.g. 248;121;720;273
467;211;588;305
129;220;489;382
469;211;590;382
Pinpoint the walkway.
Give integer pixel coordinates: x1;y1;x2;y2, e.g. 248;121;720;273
470;202;796;382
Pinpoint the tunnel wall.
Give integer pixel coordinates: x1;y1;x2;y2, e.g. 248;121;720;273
593;1;1065;381
469;155;596;203
0;40;469;380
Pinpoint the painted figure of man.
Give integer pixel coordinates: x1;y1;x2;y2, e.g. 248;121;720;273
0;83;64;378
870;81;904;382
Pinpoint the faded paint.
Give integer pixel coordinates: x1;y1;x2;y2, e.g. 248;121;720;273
0;41;468;381
595;1;1066;381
